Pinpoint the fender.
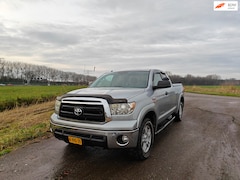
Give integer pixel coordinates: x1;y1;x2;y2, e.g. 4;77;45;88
136;102;156;128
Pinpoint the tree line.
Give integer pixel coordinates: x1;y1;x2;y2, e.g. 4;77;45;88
169;73;240;86
0;58;239;86
0;58;96;85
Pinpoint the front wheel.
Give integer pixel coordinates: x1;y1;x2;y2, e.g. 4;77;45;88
134;118;154;160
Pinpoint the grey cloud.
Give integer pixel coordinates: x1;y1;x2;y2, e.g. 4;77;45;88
25;28;79;46
0;0;239;79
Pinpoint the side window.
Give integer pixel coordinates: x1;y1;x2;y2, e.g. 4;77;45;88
153;73;162;86
160;72;168;81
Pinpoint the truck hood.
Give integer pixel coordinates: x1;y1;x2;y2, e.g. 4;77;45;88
67;87;145;100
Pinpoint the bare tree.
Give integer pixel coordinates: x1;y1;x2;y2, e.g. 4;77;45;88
0;59;96;85
0;58;5;79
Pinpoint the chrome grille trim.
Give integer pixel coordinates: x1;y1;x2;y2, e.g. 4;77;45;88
59;97;111;123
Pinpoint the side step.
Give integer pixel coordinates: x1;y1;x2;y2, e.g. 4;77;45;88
155;116;175;135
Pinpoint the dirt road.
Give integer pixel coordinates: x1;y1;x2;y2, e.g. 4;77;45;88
1;93;240;180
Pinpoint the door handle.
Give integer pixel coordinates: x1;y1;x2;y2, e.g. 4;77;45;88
165;91;168;95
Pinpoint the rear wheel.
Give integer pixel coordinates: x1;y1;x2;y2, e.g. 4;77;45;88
135;118;154;160
175;101;184;121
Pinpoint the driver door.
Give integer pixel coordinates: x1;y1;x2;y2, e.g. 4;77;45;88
152;72;172;124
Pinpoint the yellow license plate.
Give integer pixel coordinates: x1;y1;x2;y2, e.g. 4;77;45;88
68;136;82;145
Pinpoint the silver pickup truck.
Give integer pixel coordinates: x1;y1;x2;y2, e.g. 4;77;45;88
50;69;184;159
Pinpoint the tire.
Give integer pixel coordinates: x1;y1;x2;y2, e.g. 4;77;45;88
134;118;154;160
175;101;184;122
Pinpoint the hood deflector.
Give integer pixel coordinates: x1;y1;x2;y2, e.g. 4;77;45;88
59;94;127;104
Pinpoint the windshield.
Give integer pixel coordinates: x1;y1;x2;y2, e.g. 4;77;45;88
90;71;149;88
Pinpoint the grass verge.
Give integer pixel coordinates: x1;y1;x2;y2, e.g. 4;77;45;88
0;101;55;156
0;85;86;156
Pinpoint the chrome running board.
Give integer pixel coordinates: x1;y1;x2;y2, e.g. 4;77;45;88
155;116;175;135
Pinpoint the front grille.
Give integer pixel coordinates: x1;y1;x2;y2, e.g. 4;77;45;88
59;103;105;122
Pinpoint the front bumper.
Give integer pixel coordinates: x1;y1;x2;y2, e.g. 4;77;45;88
50;114;139;149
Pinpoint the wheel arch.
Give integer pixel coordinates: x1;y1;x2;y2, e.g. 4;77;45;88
134;111;156;160
138;110;157;133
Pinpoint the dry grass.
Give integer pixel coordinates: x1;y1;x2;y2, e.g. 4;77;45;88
184;86;240;97
0;101;55;156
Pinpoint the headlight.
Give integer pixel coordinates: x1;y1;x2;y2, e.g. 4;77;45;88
55;99;61;115
110;102;136;115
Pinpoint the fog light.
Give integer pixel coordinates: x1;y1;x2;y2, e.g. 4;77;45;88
116;135;130;147
122;135;129;143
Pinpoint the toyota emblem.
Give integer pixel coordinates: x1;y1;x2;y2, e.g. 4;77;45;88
74;107;83;116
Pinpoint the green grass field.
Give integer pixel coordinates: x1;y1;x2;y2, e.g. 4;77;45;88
184;85;240;97
0;85;85;111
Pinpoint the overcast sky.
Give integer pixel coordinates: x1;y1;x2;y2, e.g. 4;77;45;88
0;0;239;79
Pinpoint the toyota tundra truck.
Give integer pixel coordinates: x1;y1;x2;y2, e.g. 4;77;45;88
50;69;184;159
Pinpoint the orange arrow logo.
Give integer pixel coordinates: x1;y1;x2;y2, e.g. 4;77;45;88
215;3;225;8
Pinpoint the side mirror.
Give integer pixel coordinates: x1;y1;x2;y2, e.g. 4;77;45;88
153;80;171;89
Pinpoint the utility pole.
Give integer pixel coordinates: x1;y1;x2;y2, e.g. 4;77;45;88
83;65;96;84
